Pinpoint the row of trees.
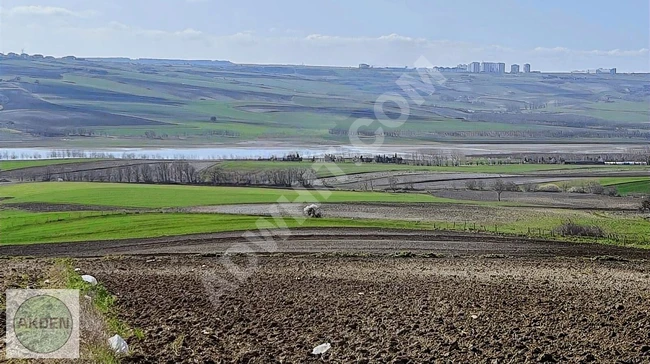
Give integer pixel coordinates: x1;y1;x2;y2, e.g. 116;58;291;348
202;166;316;187
46;162;200;184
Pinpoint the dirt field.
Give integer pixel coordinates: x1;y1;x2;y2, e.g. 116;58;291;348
3;255;649;363
2;228;650;259
323;170;650;191
432;190;641;210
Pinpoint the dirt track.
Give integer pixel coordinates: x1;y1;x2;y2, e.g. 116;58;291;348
1;228;649;259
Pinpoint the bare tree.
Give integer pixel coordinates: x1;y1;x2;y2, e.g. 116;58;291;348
388;175;399;192
476;180;486;191
492;179;507;201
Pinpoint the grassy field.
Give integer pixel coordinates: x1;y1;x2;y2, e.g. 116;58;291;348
2;206;648;247
0;159;99;171
219;160;648;178
601;178;650;195
0;210;433;245
559;177;650;195
0;182;453;208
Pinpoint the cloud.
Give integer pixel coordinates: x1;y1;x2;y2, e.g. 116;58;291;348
4;5;96;18
2;21;647;71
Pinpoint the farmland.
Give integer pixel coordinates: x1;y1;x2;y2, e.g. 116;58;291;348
1;57;650;363
1;57;648;148
1;177;648;247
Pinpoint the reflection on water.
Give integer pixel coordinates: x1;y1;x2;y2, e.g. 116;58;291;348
0;146;374;160
0;143;642;160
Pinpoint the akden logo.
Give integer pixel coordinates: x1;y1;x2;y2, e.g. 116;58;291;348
5;289;80;359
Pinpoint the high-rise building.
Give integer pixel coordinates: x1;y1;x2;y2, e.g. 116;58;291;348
596;68;617;75
468;62;481;73
511;64;520;74
480;62;505;73
523;64;531;73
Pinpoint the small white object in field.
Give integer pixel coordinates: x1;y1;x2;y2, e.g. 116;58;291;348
74;268;81;272
44;279;50;284
312;343;331;355
304;204;319;211
146;259;155;263
108;334;129;354
81;275;97;285
304;204;322;218
471;314;478;319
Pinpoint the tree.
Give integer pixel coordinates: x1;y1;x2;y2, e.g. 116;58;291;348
465;180;478;190
388;175;399;192
210;116;217;122
492;179;506;201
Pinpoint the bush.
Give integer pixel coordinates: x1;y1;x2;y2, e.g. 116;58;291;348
585;181;605;194
504;181;520;192
465;180;478;190
640;197;650;212
522;183;537;192
538;184;561;193
603;187;618;197
554;221;605;238
568;186;586;193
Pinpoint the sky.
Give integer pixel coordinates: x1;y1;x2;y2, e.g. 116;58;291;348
1;0;648;72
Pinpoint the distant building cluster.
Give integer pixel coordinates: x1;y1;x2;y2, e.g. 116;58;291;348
430;61;532;74
570;68;617;74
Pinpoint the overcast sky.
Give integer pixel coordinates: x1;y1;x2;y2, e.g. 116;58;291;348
1;0;648;71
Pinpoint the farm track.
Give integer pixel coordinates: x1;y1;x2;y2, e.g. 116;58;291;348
1;228;649;259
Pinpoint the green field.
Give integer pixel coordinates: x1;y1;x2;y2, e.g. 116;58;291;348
0;159;99;171
601;177;650;195
2;205;648;247
1;181;649;247
0;210;433;245
0;182;452;208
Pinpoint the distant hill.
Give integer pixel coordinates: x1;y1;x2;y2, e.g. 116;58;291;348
0;56;648;147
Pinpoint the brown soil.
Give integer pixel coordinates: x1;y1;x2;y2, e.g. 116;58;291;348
2;202;147;212
432;190;641;210
1;228;649;260
61;256;650;362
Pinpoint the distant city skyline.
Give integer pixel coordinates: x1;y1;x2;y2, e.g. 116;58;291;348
1;0;648;72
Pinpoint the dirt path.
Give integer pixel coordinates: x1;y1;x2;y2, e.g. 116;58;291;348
1;228;649;259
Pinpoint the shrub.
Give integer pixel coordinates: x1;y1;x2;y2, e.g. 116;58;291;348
465;180;478;190
585;181;605;194
640;197;650;212
554;221;605;238
522;183;537;192
568;186;586;193
603;187;618;197
538;184;561;193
